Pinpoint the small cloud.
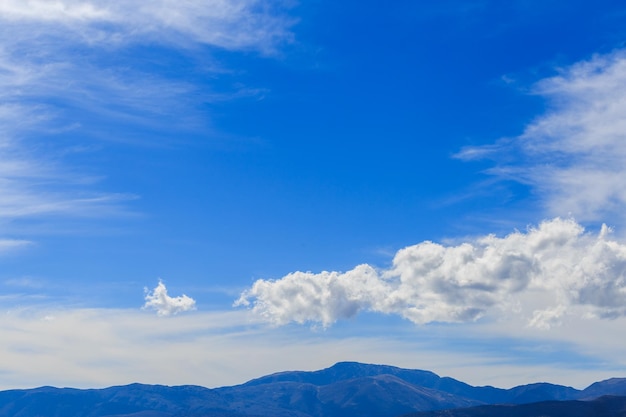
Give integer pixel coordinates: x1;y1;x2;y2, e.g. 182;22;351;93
143;280;196;316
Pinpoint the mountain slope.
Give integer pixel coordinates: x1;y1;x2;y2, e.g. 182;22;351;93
581;379;626;399
240;361;513;404
215;372;483;417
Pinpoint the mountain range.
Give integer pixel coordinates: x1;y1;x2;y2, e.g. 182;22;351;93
2;362;626;417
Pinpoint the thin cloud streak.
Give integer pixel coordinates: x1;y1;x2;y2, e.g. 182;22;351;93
237;218;626;329
0;0;294;53
0;239;31;253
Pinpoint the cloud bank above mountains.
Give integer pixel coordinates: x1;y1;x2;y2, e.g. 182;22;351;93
237;218;626;329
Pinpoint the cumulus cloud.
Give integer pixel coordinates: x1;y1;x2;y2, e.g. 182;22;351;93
236;218;626;328
143;281;196;316
235;264;386;326
456;49;626;224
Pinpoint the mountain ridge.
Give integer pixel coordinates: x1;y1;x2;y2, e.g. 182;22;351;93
1;362;625;417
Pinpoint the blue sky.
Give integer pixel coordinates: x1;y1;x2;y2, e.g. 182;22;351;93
2;0;626;390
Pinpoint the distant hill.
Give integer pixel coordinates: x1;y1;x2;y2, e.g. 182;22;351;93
403;395;626;417
581;379;626;400
1;362;625;417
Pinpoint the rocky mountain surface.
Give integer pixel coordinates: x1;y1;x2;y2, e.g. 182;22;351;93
1;362;625;417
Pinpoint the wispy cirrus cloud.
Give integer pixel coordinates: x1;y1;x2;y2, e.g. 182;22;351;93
0;0;294;142
236;218;626;329
0;0;294;242
456;49;626;225
0;0;294;52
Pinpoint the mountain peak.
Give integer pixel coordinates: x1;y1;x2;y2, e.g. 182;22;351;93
241;361;440;388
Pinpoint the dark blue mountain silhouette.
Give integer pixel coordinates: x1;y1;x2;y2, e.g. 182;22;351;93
1;362;624;417
403;395;626;417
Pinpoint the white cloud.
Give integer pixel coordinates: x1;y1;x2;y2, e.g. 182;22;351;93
235;264;386;327
0;0;294;53
456;49;626;225
143;281;196;316
0;1;109;21
237;218;626;328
